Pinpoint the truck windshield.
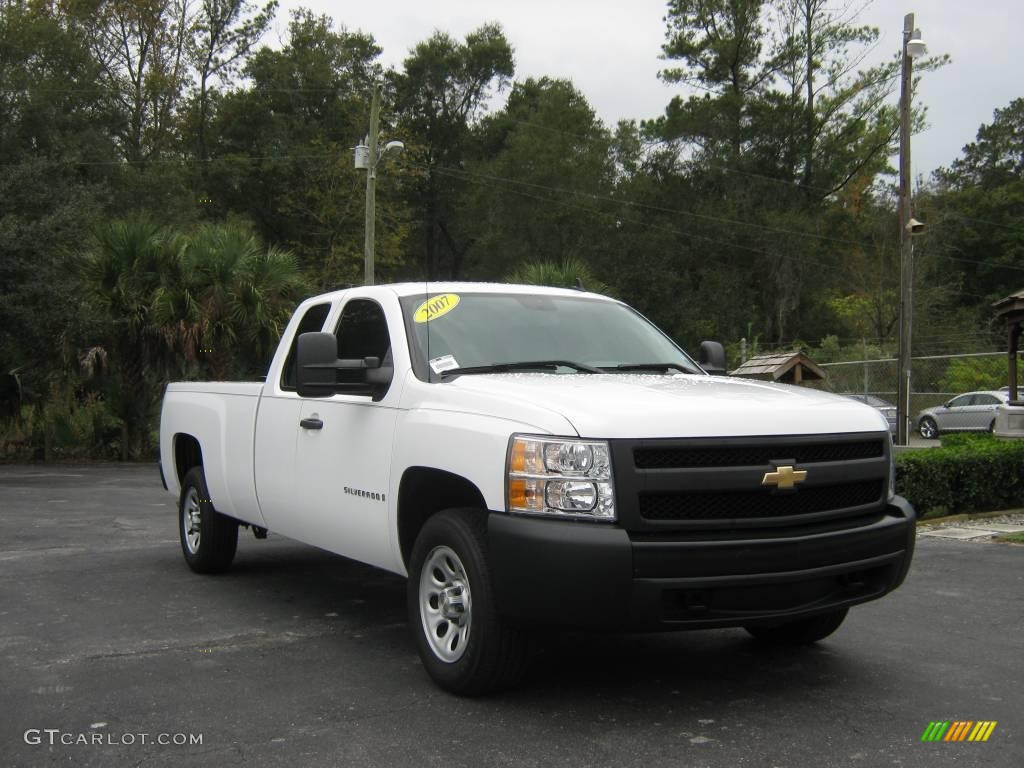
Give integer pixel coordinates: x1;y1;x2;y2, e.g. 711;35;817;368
399;291;704;381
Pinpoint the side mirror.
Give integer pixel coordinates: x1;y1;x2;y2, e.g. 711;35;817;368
296;332;394;400
698;341;727;376
296;332;338;398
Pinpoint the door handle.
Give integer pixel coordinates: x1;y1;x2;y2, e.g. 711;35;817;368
299;417;324;430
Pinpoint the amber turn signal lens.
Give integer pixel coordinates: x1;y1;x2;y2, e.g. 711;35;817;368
508;478;543;511
510;439;526;473
508;478;527;508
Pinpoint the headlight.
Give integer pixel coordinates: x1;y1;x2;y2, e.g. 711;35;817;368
506;435;616;521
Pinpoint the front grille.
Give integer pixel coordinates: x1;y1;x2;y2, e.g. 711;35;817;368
634;439;885;469
638;480;884;521
613;433;892;533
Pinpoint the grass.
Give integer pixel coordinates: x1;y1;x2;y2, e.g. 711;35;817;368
994;532;1024;544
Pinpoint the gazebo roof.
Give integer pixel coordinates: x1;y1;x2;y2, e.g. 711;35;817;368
729;350;826;383
993;288;1024;322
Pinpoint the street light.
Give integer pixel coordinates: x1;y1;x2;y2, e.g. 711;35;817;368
354;82;404;286
896;12;927;445
906;28;927;59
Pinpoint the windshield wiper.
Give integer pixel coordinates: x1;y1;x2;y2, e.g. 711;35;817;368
440;360;603;378
599;363;694;374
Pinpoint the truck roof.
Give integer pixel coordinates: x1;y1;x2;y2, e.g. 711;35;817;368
302;282;618;305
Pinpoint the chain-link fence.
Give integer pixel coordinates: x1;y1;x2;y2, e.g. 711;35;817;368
816;352;1022;415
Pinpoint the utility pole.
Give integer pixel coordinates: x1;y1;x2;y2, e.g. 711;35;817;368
364;82;382;286
896;13;926;444
355;82;402;287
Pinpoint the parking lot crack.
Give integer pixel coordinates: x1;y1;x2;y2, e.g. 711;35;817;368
51;628;333;665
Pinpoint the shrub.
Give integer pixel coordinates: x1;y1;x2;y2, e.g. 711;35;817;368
940;355;1021;394
896;434;1024;519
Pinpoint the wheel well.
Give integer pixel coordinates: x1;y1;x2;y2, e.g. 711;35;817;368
173;434;203;484
397;467;487;568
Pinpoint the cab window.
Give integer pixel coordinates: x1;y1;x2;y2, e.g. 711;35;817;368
334;299;391;390
280;303;331;390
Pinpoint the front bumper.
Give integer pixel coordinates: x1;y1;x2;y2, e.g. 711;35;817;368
488;496;915;629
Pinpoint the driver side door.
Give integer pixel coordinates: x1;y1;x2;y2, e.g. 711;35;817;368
290;297;401;570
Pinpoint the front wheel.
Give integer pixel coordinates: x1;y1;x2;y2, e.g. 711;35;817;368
179;466;238;574
407;509;529;695
745;607;848;645
918;416;938;439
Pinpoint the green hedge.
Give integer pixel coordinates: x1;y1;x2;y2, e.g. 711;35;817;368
896;433;1024;519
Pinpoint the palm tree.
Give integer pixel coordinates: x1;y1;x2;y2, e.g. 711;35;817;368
76;219;307;459
154;223;307;380
505;257;612;295
229;242;307;377
73;217;172;459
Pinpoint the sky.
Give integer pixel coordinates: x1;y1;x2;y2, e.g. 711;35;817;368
277;0;1022;179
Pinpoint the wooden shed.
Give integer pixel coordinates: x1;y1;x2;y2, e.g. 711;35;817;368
729;351;826;385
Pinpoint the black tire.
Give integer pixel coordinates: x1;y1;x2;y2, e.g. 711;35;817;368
179;466;238;574
745;607;848;645
407;509;529;696
988;418;996;434
918;416;938;439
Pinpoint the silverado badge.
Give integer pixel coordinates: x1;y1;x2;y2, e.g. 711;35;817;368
761;465;808;490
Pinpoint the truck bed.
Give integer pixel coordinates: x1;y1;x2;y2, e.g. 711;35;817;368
159;382;266;526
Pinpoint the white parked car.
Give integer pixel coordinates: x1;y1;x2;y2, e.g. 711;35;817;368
915;390;1009;439
159;283;915;694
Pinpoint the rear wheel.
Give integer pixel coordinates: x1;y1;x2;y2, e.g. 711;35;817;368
179;466;238;574
407;509;529;695
918;416;938;439
745;608;848;645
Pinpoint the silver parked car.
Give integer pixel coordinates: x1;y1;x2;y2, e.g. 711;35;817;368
915;390;1009;439
844;394;897;435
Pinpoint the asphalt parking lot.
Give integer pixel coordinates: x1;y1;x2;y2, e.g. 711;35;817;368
1;464;1021;767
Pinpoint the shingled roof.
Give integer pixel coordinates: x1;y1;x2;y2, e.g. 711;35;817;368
729;350;826;384
993;288;1024;320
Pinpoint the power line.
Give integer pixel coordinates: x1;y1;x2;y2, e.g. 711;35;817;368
416;161;953;290
410;159;1024;274
5;144;1022;277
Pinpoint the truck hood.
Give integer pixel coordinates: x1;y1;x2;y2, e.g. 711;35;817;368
447;373;888;439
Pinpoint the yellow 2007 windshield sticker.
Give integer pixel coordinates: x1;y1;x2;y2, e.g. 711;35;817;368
413;293;460;323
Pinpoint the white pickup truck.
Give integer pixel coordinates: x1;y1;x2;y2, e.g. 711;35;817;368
159;282;915;694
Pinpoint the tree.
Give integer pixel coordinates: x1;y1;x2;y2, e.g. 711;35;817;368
647;0;946;344
187;0;276;163
941;98;1024;187
396;24;514;279
767;0;926;203
462;77;616;278
153;221;306;379
73;217;306;458
207;10;404;288
0;0;116;406
656;0;773;165
931;98;1024;305
75;0;193;164
72;217;173;459
941;355;1022;394
505;258;611;296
